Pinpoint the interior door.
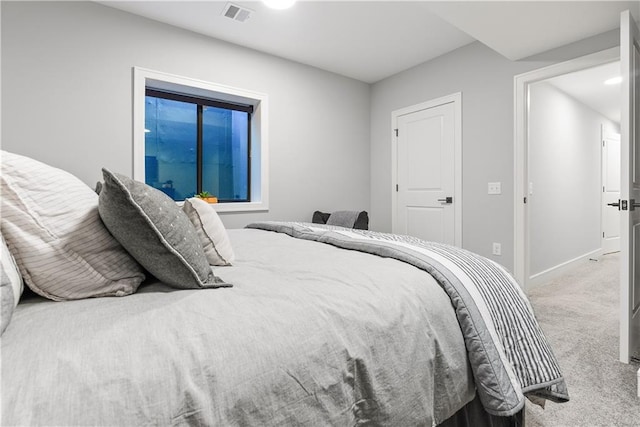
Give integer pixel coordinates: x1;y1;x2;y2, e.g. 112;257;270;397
394;102;455;244
602;128;621;254
619;9;640;364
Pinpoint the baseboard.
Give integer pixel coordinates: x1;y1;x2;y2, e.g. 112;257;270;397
527;248;603;289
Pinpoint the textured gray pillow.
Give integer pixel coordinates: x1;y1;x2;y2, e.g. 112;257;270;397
98;169;230;290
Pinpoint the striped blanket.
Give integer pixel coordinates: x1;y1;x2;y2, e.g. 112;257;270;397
246;221;569;416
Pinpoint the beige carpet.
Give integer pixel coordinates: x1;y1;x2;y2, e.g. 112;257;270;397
524;253;640;426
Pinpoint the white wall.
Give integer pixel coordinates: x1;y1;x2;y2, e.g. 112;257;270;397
528;82;619;277
370;32;619;271
0;1;371;229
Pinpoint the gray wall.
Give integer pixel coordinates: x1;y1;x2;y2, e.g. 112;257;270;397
1;1;622;268
369;33;619;271
528;82;619;276
0;1;371;229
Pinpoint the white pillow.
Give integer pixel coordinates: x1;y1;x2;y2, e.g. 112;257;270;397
1;234;23;334
182;198;235;266
0;151;146;301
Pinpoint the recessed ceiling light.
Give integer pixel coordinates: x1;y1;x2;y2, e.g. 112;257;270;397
604;76;622;85
262;0;296;10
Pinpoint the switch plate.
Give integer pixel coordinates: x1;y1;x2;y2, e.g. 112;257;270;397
488;182;502;195
492;242;501;256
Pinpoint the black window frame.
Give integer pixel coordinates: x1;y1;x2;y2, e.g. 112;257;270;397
145;88;253;203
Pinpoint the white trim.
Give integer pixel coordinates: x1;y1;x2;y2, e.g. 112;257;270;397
391;92;462;247
527;248;603;289
132;67;269;213
513;47;619;290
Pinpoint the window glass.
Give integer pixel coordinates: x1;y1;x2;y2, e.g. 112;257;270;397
202;107;249;201
144;96;197;201
144;92;250;202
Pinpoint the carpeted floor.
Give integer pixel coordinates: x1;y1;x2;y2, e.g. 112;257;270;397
524;253;640;426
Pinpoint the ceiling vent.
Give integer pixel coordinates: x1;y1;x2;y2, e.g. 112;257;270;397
222;3;253;23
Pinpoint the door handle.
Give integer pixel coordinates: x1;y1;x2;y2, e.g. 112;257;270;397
606;199;640;211
438;197;453;204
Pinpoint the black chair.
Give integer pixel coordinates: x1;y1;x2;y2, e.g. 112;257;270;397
312;210;368;230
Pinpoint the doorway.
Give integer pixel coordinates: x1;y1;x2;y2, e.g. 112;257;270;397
525;60;621;287
514;47;620;288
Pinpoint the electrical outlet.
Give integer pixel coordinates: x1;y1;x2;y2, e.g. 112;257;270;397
492;242;501;256
488;182;502;195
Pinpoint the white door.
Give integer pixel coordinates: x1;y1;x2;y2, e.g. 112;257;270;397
394;101;456;244
602;127;621;254
619;9;640;364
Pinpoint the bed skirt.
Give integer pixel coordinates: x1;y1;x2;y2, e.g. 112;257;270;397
439;394;524;427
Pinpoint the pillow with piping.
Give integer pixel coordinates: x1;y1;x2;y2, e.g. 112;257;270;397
1;234;23;334
183;197;235;266
98;169;230;290
0;151;145;301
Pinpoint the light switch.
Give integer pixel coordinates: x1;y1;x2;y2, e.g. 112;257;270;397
488;182;501;195
492;242;501;256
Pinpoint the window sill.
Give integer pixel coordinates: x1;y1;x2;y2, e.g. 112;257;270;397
177;200;268;213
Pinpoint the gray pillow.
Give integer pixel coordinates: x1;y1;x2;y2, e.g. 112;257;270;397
98;169;230;290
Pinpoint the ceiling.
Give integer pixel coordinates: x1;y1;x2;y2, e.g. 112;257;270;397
98;0;476;83
97;1;638;123
545;61;622;124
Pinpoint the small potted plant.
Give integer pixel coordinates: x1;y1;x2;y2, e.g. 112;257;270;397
196;191;218;204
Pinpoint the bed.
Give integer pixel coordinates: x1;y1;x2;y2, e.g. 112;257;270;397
0;151;568;426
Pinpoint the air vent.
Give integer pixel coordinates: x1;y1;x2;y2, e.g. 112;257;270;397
222;3;253;23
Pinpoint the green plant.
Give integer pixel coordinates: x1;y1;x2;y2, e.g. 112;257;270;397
196;191;212;198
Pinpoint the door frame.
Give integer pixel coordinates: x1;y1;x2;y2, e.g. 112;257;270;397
513;47;619;289
391;92;462;247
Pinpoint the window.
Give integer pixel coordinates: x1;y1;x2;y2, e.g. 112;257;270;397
133;67;269;212
144;89;252;202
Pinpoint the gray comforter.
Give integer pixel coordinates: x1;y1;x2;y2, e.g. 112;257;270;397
2;228;475;426
246;222;569;416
